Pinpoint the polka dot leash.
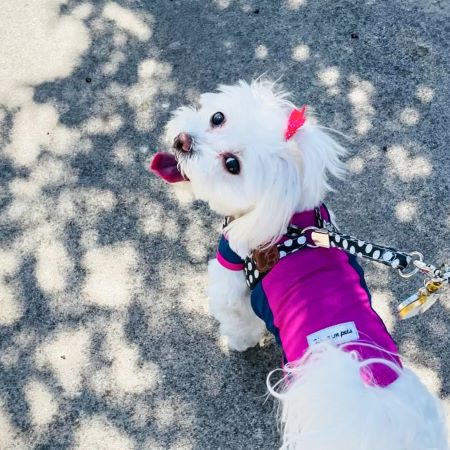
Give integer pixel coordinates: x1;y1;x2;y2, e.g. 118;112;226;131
326;231;411;270
309;207;412;271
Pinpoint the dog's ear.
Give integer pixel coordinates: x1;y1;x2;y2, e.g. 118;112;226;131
225;152;302;257
288;115;347;209
249;80;347;208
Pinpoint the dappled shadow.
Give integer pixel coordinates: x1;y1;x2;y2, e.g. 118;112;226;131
0;0;449;448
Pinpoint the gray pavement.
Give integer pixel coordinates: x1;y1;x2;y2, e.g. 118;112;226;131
0;0;449;448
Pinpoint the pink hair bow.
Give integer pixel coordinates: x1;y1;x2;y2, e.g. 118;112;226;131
284;105;307;141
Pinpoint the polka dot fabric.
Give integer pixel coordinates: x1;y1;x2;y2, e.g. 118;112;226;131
328;231;411;270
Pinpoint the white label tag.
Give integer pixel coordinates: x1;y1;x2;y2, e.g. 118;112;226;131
307;321;359;347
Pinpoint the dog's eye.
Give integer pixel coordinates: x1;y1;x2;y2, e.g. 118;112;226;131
223;154;240;175
211;112;225;127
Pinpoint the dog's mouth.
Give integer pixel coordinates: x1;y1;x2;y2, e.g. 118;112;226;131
149;152;189;183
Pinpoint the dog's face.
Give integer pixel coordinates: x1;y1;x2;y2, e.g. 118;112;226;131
151;80;346;256
153;81;295;216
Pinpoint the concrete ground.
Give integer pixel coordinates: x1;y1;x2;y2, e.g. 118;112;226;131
0;0;449;448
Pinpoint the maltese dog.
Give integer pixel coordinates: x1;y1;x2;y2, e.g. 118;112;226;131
150;80;447;450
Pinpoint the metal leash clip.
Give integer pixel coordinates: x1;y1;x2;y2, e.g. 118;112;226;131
398;262;449;320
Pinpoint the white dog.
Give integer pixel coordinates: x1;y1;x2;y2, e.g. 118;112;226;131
150;80;448;450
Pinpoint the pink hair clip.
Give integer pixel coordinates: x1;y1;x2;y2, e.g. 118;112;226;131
284;105;307;141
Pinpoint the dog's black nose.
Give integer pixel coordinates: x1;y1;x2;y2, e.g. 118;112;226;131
173;133;193;153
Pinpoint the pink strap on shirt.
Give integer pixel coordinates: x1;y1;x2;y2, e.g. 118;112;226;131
216;251;245;271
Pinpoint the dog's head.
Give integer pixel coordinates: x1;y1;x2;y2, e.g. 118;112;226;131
151;80;346;256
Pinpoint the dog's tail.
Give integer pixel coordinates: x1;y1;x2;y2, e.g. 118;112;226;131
267;342;448;450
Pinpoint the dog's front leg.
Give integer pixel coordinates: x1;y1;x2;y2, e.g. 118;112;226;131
207;258;265;351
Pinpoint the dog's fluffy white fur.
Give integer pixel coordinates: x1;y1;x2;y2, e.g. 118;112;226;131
162;80;448;449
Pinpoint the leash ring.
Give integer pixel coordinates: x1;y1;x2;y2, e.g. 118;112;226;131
398;251;423;279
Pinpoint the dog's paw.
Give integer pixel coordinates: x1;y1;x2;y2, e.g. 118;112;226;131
226;335;259;352
221;320;264;352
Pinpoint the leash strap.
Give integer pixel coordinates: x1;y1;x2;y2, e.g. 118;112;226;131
311;206;411;271
312;229;412;270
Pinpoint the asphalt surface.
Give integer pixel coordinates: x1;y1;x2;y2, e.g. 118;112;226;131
0;0;449;449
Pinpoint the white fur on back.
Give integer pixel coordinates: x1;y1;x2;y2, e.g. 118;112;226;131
268;343;448;450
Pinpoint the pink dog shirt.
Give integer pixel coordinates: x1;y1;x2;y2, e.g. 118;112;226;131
217;205;402;387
